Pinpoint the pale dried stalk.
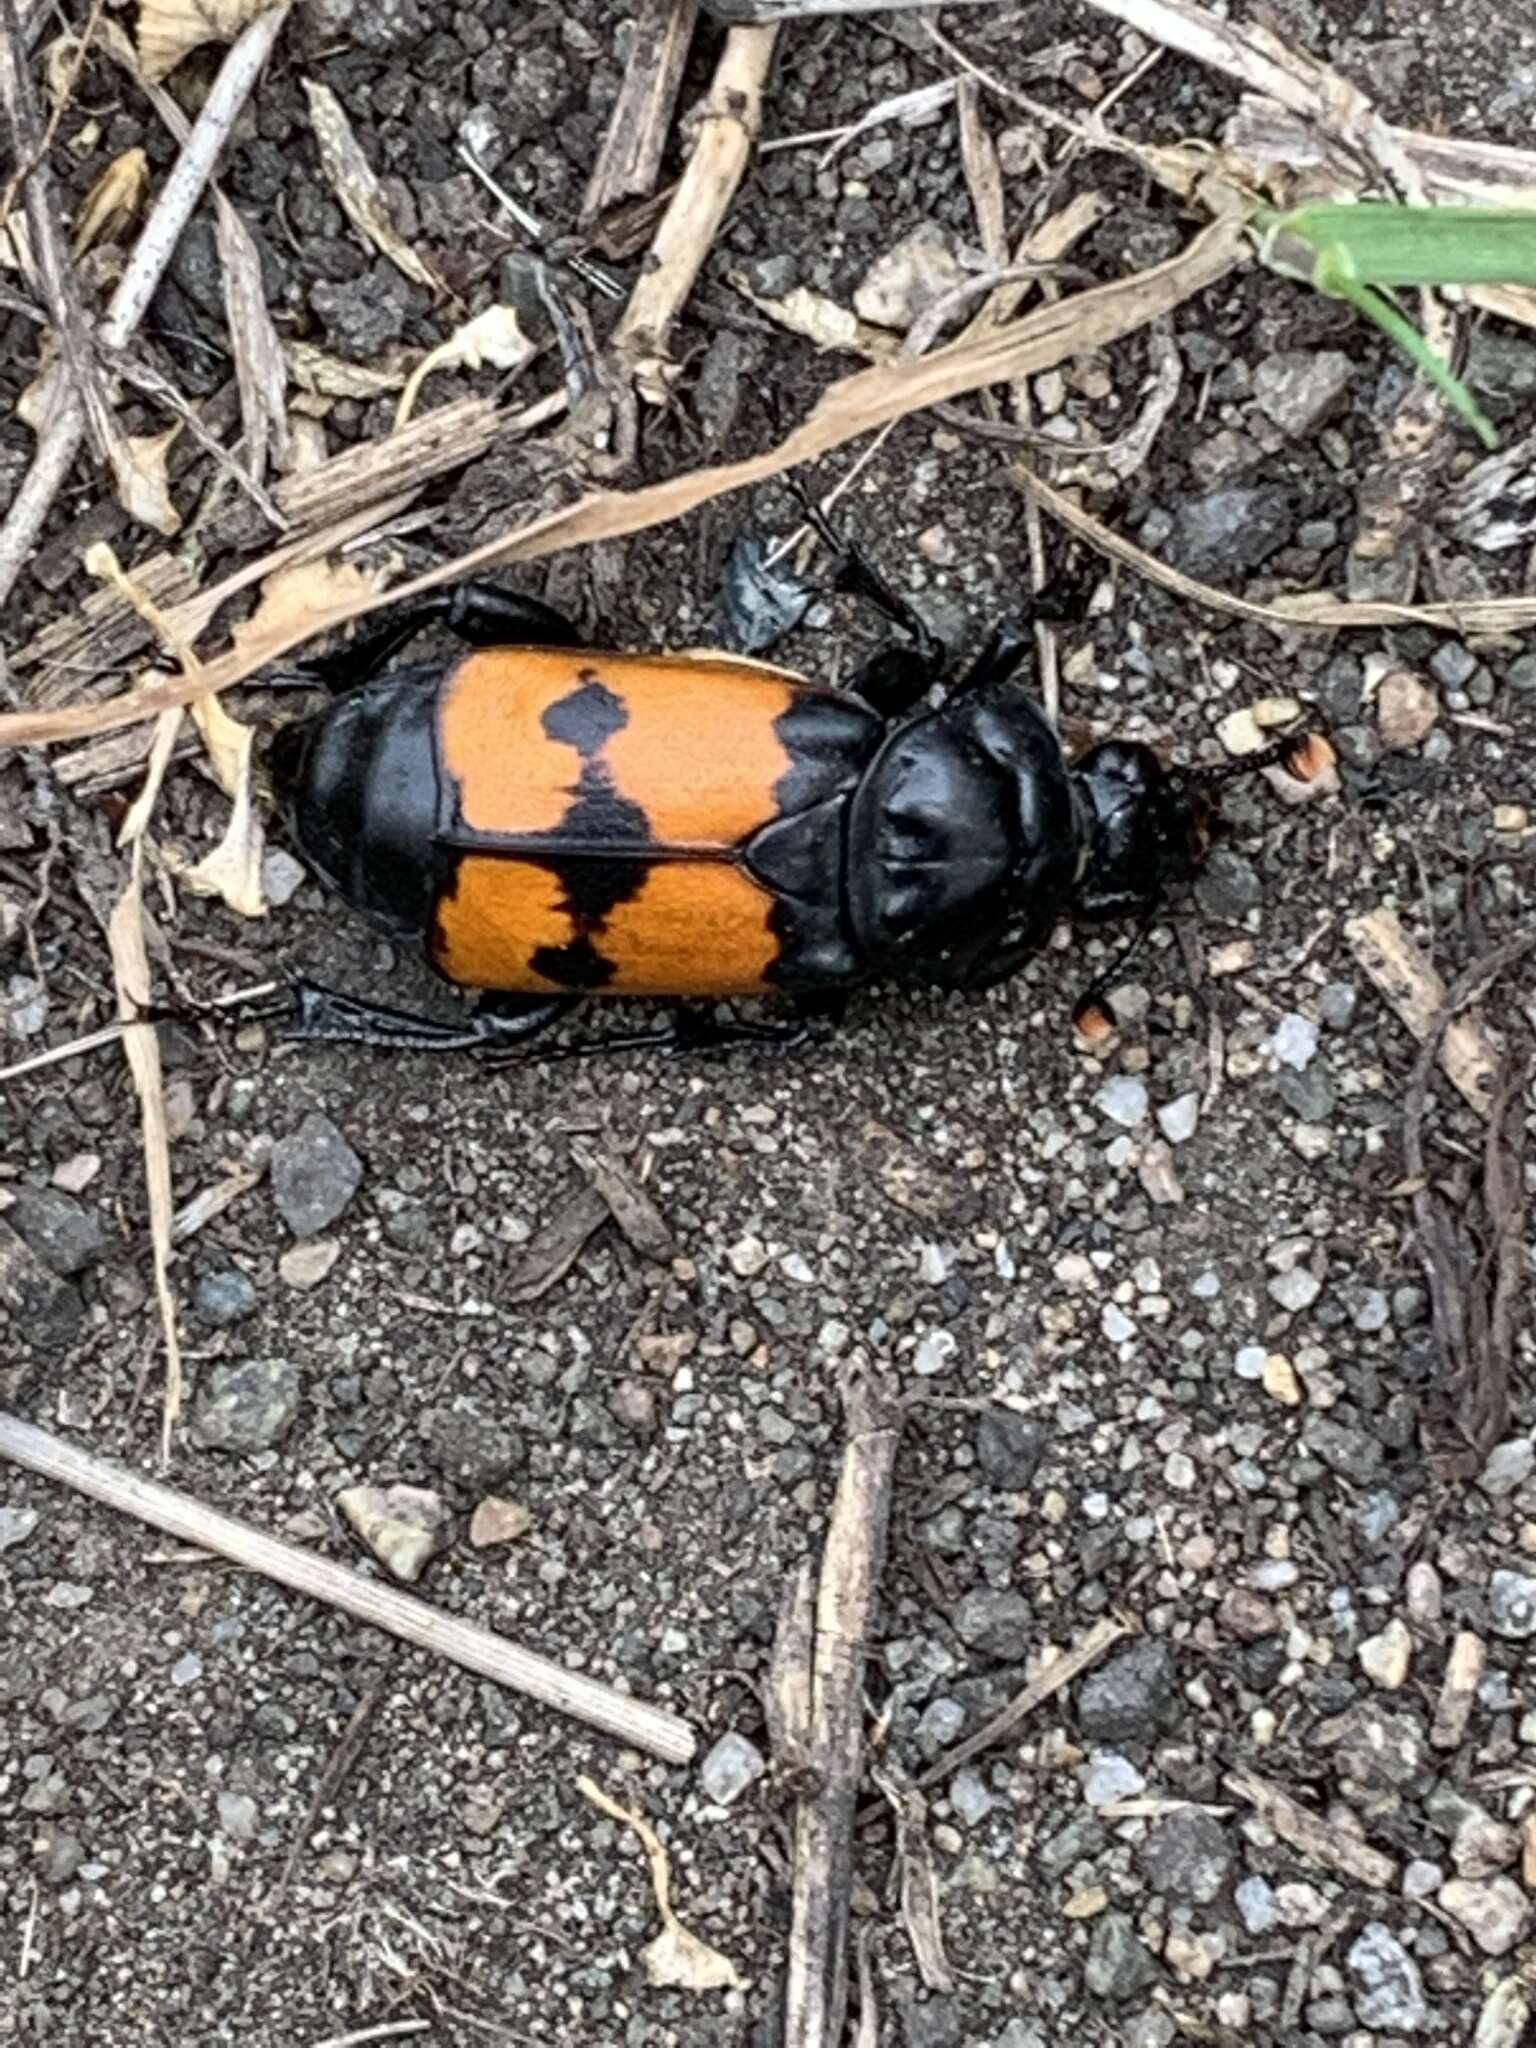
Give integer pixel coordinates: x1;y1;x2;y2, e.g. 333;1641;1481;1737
0;7;290;616
614;23;780;399
0;215;1249;750
1226;1769;1396;1889
704;0;1002;14
0;1410;697;1764
912;1615;1128;1792
583;0;699;220
1345;908;1501;1118
784;1369;903;2048
1011;460;1536;635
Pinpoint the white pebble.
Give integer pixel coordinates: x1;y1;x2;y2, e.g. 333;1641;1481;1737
1268;1267;1321;1312
1157;1092;1200;1144
1095;1076;1149;1128
1269;1012;1319;1070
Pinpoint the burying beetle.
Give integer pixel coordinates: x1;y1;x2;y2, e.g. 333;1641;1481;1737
256;498;1333;1063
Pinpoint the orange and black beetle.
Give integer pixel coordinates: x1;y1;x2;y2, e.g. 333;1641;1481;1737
265;537;1327;1061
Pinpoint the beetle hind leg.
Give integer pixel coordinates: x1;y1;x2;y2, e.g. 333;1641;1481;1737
271;979;577;1054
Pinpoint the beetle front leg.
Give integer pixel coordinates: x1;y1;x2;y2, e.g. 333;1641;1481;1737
490;994;849;1066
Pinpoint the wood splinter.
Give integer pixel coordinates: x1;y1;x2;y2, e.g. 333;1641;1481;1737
776;1365;904;2048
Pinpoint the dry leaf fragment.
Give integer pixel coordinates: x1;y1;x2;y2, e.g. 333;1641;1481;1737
732;277;897;359
73;147;148;255
229;557;383;657
180;695;266;917
137;0;281;84
576;1776;744;1992
302;79;441;296
395;305;537;427
215;192;290;480
108;423;182;536
285;340;414;400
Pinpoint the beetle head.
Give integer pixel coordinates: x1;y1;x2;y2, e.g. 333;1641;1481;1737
1072;725;1332;923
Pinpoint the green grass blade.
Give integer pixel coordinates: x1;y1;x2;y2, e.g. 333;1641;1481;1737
1330;275;1500;448
1256;202;1536;289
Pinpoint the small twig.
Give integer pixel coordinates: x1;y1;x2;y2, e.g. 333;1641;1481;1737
583;0;699;221
614;23;781;401
0;7;291;616
271;1677;386;1909
309;2023;430;2048
0;1411;698;1764
457;142;625;301
1225;1769;1397;1889
783;1366;904;2048
911;1615;1129;1794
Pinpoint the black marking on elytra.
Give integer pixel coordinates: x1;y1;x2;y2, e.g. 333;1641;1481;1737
541;673;629;754
529;931;616;991
528;675;656;984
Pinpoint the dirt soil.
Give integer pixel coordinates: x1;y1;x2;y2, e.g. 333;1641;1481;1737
2;4;1536;2045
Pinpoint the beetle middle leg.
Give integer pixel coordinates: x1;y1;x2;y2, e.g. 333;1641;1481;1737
276;581;588;697
489;994;849;1066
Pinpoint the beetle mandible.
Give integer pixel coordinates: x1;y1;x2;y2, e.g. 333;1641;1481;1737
263;510;1330;1061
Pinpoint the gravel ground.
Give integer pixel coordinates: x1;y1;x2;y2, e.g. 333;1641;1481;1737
2;5;1535;2045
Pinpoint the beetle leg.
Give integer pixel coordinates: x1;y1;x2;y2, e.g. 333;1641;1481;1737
844;645;943;717
489;995;849;1066
273;978;577;1053
786;477;944;686
274;582;587;697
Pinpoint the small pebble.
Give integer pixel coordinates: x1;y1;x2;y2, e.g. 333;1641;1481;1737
1479;1438;1535;1498
193;1358;301;1452
1489;1570;1536;1638
279;1239;340;1289
913;1329;957;1376
1095;1076;1149;1128
468;1497;532;1548
1268;1013;1318;1071
1359;1617;1413;1690
337;1483;450;1583
217;1791;259;1843
1377;669;1439;748
698;1731;767;1807
1261;1353;1302;1405
271;1113;363;1238
728;1234;769;1277
1438;1876;1531;1956
1083;1753;1146;1806
1268;1267;1321;1312
1156;1093;1199;1144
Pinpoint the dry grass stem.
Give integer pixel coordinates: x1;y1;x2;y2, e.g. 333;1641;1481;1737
106;846;183;1461
912;1615;1129;1793
0;1411;698;1762
1011;460;1536;635
1344;908;1501;1118
583;0;700;221
615;23;781;400
0;215;1246;750
1225;1768;1397;1889
783;1367;904;2048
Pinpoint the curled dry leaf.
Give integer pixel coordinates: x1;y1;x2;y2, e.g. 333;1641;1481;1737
108;423;182;536
733;276;897;359
229;557;384;658
137;0;281;84
394;305;537;427
303;78;441;296
576;1776;744;1993
73;148;149;256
